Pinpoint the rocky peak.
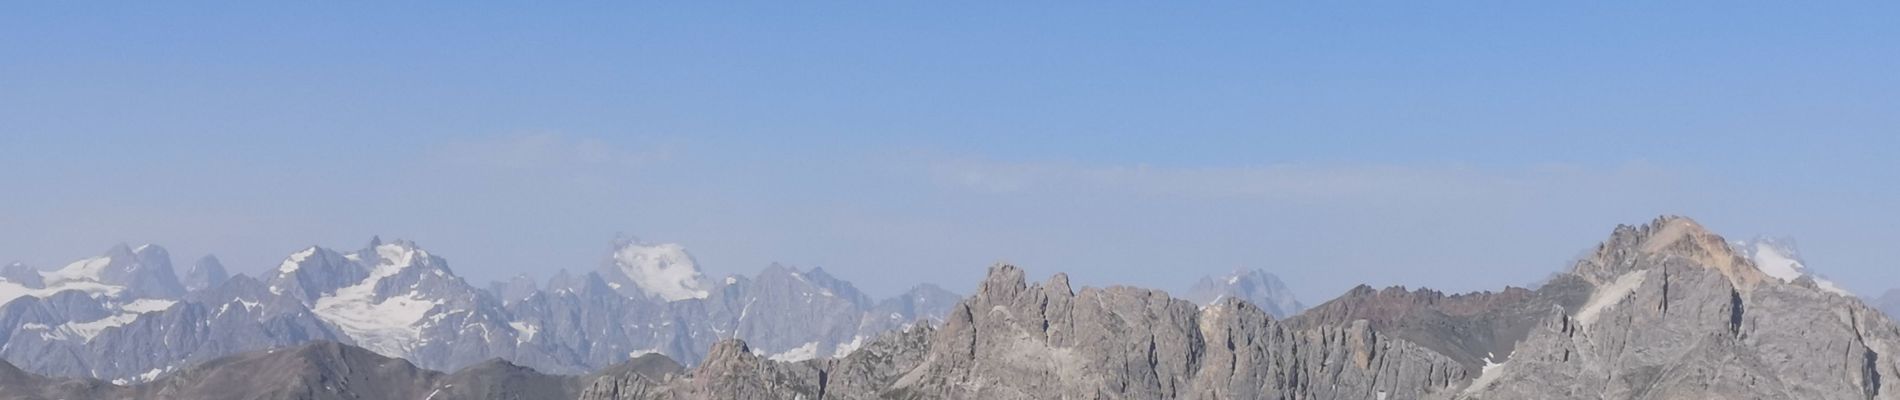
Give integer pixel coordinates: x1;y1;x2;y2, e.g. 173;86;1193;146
1573;215;1767;293
183;255;229;292
266;246;368;303
1186;268;1304;318
701;338;755;365
974;262;1028;304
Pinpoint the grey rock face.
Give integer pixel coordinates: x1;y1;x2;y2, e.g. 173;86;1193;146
489;274;540;305
708;263;881;361
97;244;188;299
882;265;1466;399
1185;268;1305;318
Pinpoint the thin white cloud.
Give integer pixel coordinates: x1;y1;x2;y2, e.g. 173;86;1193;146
431;132;671;171
930;158;1681;204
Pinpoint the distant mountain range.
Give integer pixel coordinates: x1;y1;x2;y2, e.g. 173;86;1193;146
0;236;961;383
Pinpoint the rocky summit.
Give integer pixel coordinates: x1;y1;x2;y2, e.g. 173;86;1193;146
3;216;1898;399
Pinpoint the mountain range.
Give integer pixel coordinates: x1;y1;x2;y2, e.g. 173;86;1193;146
0;236;962;384
5;216;1896;399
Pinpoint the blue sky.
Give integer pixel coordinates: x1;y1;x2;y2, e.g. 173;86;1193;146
3;3;1897;302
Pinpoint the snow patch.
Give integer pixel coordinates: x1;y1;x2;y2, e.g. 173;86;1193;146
1739;239;1855;297
136;367;166;382
769;341;821;362
120;298;176;313
1816;280;1853;296
278;247;318;274
114;367;169;385
832;335;867;358
1750;244;1805;282
18;323;72;341
628;348;660;359
45;256;112;284
509;321;538;342
0;279;127;306
1464;352;1511;394
612;241;710;301
1576;270;1647;326
30;313;145;342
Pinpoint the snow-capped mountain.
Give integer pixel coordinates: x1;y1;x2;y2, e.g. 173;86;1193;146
599;238;710;301
1184;268;1304;318
0;245;204;381
6;244;188;305
0;236;960;383
306;239;470;358
1730;236;1852;296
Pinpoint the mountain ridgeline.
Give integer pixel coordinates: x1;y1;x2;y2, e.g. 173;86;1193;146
0;237;961;384
3;216;1898;399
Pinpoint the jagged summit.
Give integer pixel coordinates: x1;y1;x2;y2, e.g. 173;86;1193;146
1570;215;1859;300
10;243;188;301
1573;215;1770;294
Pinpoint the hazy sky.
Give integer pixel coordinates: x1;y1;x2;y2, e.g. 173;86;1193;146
3;3;1897;302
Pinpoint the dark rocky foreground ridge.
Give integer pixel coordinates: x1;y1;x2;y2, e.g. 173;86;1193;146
4;215;1899;399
